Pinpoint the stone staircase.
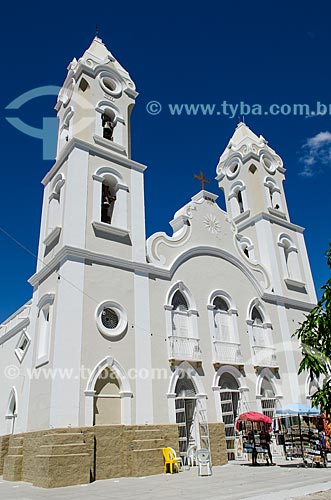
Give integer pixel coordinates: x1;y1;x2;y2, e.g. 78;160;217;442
125;426;168;477
3;436;24;481
33;431;91;488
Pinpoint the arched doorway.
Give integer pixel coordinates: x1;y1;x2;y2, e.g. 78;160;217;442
85;356;133;426
93;367;121;425
219;373;240;460
175;373;197;455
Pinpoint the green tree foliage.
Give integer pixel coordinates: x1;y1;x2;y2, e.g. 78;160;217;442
294;243;331;414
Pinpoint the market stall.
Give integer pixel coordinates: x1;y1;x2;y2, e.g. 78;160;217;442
274;404;330;467
236;411;274;465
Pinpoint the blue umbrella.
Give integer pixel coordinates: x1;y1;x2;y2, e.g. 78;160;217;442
276;403;320;415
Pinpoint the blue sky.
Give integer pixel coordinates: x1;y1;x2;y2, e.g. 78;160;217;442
0;2;330;322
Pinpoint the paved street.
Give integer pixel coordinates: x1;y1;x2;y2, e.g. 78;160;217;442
0;460;331;500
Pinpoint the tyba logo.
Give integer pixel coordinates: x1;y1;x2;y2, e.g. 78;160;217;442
5;86;61;160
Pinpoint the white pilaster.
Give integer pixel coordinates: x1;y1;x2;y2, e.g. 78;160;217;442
49;259;85;427
131;169;146;263
276;304;301;403
134;272;153;424
296;233;317;303
254;219;283;293
62;148;89;248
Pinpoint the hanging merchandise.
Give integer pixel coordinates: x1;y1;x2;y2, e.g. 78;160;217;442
274;406;329;467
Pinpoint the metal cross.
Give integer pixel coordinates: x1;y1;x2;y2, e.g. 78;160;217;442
194;171;210;191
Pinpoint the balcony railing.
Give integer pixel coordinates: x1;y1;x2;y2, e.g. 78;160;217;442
252;346;278;368
213;341;244;365
168;335;202;362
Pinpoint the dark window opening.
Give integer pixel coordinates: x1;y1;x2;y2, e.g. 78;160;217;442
101;182;116;224
252;306;263;324
237;190;244;213
213;297;229;311
79;78;89;92
172;290;189;311
102;111;116;141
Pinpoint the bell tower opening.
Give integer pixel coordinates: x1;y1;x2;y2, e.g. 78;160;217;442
102;109;116;141
101;177;117;224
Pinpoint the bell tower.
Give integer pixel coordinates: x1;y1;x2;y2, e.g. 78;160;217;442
216;122;316;302
28;38;152;429
216;122;289;222
35;36;147;270
56;36;137;158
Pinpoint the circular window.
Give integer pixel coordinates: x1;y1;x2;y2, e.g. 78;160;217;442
261;154;276;173
230;161;239;174
225;156;242;179
103;77;116;92
101;308;119;329
99;72;122;97
96;301;128;339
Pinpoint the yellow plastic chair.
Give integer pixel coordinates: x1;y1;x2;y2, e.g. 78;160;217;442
162;447;181;473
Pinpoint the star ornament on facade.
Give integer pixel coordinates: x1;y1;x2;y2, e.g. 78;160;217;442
203;214;221;234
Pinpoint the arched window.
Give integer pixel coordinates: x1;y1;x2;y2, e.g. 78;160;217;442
260;377;278;419
57;107;74;156
278;235;302;282
208;292;242;365
251;305;268;346
47;175;65;235
172;291;189;337
93;367;121;425
252;306;263;325
238;236;255;261
219;373;240;461
213;297;230;341
95;101;124;147
92;167;129;234
6;388;17;434
265;178;282;211
38;308;50;359
165;283;200;362
101;177;117;224
36;294;54;367
101;109;116;141
247;300;277;367
228;182;248;218
237;190;244;214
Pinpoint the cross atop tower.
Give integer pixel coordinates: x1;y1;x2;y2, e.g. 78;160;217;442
194;171;210;191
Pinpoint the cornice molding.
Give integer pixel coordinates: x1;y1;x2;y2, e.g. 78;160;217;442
43;226;62;247
236;211;305;233
28;244;265;299
0;318;30;346
42;137;147;185
261;292;316;311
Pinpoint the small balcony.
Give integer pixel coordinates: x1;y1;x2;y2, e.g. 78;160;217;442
168;336;202;362
213;341;244;365
252;346;278;368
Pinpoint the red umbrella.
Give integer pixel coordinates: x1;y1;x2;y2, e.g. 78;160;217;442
236;411;272;429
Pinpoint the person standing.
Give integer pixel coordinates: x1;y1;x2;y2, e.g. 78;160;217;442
260;428;276;465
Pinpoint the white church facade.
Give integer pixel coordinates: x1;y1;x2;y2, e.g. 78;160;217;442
0;37;317;485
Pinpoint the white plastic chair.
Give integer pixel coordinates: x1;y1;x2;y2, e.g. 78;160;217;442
187;445;197;467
